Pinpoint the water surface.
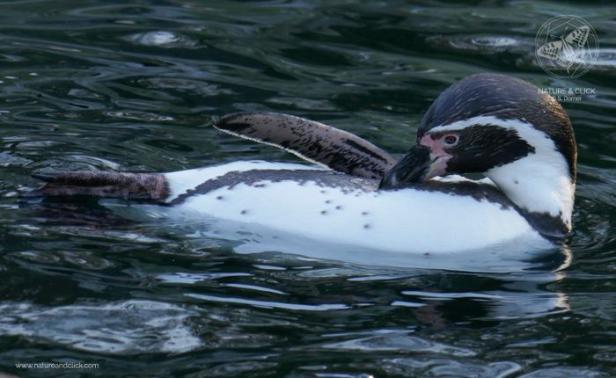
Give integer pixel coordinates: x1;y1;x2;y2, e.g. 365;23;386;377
1;1;616;377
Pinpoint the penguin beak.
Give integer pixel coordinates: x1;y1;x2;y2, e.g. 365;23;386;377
379;144;449;189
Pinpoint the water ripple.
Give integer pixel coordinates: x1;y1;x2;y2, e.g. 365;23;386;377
321;330;476;357
186;293;349;312
0;300;201;354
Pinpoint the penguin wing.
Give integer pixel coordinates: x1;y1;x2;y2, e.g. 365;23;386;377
214;112;396;180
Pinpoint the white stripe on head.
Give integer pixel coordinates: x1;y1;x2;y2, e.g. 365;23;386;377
429;116;556;154
427;115;574;227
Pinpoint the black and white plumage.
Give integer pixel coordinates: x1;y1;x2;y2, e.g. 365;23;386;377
33;73;577;256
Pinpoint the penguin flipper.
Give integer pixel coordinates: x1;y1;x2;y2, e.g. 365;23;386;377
214;112;396;180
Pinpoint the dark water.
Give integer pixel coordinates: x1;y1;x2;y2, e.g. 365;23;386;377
1;0;615;377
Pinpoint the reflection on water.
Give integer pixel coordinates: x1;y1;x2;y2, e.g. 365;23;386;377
0;300;201;354
0;0;615;376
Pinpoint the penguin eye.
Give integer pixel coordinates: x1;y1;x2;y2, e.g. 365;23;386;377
443;134;459;146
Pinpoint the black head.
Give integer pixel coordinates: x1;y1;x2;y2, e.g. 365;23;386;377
381;73;577;188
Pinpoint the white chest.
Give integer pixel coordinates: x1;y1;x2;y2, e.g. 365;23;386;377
161;162;551;255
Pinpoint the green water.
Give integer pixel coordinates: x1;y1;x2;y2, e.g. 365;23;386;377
0;0;615;377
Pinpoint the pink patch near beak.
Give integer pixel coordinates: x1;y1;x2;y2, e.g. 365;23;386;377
419;134;452;179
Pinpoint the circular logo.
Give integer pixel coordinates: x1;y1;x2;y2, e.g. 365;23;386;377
535;15;599;79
